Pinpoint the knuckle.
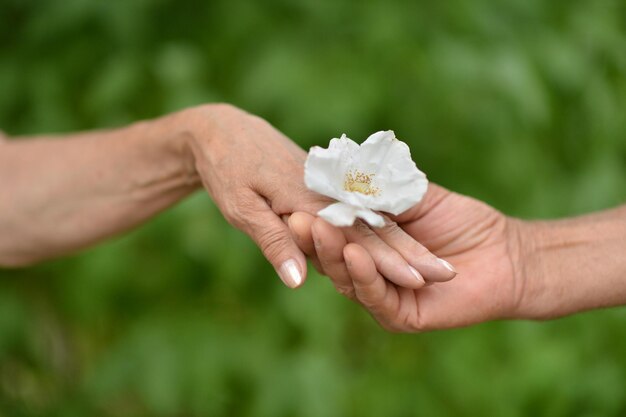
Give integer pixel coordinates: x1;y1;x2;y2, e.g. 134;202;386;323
402;317;422;333
223;192;257;228
336;285;356;300
378;318;405;333
390;298;425;333
257;227;290;261
380;220;403;237
391;314;414;333
270;196;291;216
402;312;426;333
352;219;375;237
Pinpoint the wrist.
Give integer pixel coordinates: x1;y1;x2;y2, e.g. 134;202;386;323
510;207;626;320
142;108;208;189
507;218;550;320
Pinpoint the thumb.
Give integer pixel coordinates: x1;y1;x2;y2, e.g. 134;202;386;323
238;194;307;289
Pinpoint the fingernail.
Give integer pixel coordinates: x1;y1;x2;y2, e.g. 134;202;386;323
278;259;303;289
408;265;425;284
437;258;457;275
311;228;321;249
345;252;353;268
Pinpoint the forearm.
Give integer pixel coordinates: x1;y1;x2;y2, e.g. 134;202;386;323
516;205;626;319
0;110;201;267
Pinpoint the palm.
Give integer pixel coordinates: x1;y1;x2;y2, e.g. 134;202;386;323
289;183;522;332
391;184;520;330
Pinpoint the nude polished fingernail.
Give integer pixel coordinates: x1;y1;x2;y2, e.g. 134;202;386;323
278;259;303;289
437;258;457;275
408;265;425;284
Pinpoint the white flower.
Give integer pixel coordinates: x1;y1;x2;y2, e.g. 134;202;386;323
305;130;428;228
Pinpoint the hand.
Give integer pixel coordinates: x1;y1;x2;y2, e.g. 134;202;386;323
289;184;525;331
183;104;317;287
0;103;454;282
184;104;455;289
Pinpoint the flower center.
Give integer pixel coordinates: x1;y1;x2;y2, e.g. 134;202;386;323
344;170;380;196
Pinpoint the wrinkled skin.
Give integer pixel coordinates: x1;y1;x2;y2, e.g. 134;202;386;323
187;104;455;288
289;183;525;331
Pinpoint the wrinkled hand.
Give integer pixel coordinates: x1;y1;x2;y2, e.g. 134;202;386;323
184;104;455;288
184;104;317;287
289;184;525;331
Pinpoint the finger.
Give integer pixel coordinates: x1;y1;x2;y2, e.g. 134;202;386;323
239;193;307;289
286;212;315;255
342;221;427;290
287;212;323;273
373;216;457;282
343;243;401;329
311;218;356;300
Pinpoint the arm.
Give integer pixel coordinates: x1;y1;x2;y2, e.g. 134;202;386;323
0;110;200;267
0;104;455;290
290;185;626;331
518;206;626;319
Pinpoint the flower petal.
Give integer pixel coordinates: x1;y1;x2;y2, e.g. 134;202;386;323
377;175;428;215
358;131;414;176
356;130;428;215
318;202;359;227
354;208;385;228
304;134;359;202
318;202;385;228
329;133;359;153
305;131;428;219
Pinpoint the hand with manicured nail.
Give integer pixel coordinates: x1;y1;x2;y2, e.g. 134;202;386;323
0;104;455;291
186;104;314;288
4;104;625;319
186;106;453;289
289;183;523;331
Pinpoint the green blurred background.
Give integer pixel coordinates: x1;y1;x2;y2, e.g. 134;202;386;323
1;0;626;416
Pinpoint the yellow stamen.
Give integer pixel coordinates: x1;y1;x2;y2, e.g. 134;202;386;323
344;170;380;196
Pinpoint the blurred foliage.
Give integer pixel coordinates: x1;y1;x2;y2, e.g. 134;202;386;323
1;0;626;416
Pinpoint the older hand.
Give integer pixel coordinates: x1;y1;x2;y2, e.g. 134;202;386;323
183;104;317;288
0;103;455;285
184;104;456;289
289;184;524;331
